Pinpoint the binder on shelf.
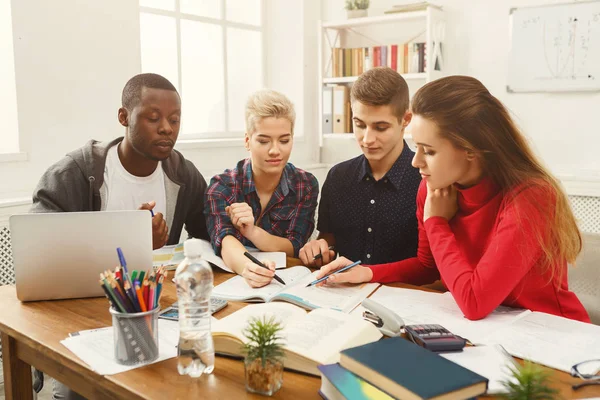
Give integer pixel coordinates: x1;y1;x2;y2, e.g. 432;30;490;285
322;86;333;134
333;85;349;133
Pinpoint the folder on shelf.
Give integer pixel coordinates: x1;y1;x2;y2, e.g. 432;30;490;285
322;86;333;134
333;85;349;133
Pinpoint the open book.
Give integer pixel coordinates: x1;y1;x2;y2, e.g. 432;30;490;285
212;302;383;376
152;239;286;272
212;266;380;313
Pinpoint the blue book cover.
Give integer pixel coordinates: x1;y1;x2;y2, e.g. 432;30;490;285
340;338;488;400
318;363;394;400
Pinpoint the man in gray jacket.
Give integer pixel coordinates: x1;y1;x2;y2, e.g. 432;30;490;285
30;73;209;399
31;73;209;248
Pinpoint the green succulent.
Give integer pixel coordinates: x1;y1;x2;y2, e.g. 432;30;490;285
499;360;560;400
345;0;370;10
242;316;285;367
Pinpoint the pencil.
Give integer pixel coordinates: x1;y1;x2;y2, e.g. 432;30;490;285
143;280;150;311
305;260;362;287
156;275;164;307
148;282;155;310
135;282;147;312
243;251;286;285
124;280;141;313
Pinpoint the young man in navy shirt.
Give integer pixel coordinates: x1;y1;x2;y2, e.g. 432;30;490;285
300;67;420;267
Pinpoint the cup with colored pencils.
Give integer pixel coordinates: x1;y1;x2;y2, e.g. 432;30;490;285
99;248;168;366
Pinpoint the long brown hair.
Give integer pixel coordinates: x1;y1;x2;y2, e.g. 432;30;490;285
411;76;581;279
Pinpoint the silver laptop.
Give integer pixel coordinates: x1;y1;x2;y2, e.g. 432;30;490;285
10;210;152;301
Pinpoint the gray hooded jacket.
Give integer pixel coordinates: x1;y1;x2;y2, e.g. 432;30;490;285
30;137;209;244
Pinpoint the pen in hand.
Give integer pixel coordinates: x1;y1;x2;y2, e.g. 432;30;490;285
243;251;286;286
305;260;362;287
313;245;335;261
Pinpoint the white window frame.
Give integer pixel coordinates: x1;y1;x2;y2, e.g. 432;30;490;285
0;0;26;162
139;0;267;143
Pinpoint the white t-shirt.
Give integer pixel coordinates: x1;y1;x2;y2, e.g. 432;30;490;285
103;145;167;216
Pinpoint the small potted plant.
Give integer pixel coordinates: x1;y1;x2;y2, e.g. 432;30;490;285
242;315;285;396
345;0;370;18
500;360;559;399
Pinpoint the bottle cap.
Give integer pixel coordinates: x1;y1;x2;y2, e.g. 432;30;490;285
183;238;203;257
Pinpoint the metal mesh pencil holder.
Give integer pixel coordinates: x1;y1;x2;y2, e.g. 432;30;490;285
109;306;160;366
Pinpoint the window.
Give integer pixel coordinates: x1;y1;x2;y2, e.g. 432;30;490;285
139;0;265;140
0;0;20;154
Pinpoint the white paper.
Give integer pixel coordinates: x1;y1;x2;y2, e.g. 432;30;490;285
212;268;379;312
62;318;215;375
212;266;310;301
276;272;379;313
152;243;185;269
155;240;288;272
212;302;307;344
484;311;600;372
367;286;528;344
441;345;516;394
247;249;287;269
61;319;180;375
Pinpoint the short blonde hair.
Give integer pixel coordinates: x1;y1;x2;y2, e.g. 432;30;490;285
245;89;296;135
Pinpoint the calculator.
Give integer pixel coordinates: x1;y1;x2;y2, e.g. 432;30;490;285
159;298;228;321
404;324;466;352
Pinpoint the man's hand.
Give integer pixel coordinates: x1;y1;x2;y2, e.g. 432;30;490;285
226;202;255;237
423;184;458;222
299;239;335;267
241;260;276;288
139;201;168;249
315;256;372;286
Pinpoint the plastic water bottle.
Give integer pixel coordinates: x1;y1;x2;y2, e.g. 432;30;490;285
175;238;215;377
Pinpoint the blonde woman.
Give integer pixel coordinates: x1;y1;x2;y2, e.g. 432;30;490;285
205;89;318;288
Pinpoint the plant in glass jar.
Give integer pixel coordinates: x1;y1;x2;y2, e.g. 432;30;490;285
242;315;285;396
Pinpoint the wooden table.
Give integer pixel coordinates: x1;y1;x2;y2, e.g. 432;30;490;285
0;258;598;399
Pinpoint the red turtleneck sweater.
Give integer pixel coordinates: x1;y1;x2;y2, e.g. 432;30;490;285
369;178;590;322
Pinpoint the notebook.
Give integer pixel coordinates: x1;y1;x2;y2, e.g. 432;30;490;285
152;240;286;272
340;338;488;400
318;363;394;400
212;266;380;312
211;302;382;376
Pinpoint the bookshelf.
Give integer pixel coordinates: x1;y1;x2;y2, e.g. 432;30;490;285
318;6;446;145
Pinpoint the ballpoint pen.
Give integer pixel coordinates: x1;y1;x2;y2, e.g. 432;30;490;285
305;260;362;287
313;245;335;261
243;251;286;285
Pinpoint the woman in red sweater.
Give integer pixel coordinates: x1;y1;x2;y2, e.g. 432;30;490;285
317;76;590;322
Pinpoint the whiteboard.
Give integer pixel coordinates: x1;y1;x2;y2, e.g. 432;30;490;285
507;1;600;92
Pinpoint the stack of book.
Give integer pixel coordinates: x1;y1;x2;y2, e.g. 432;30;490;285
331;43;428;78
318;338;489;400
383;2;442;14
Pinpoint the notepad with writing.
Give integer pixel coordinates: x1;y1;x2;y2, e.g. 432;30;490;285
212;266;379;312
212;302;383;376
340;338;488;400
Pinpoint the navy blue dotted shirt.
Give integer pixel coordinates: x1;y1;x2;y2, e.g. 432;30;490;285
317;142;421;265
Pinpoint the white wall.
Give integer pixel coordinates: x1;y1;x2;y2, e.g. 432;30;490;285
318;0;600;195
0;0;326;204
3;0;599;204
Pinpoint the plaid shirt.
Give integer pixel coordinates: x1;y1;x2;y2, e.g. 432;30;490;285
205;158;319;256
